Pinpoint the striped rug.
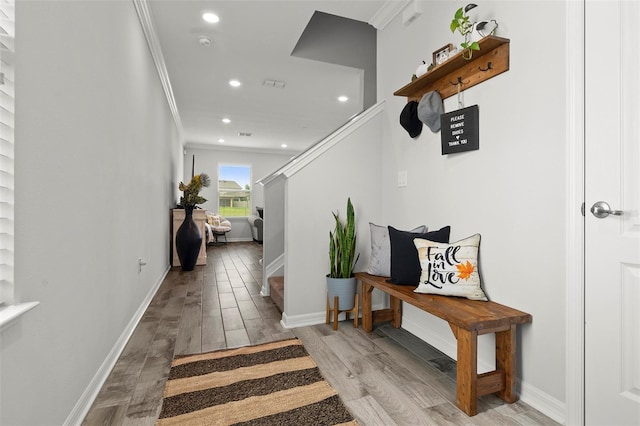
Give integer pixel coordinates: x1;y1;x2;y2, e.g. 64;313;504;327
157;339;358;426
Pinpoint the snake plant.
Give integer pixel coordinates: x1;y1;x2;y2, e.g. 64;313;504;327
329;198;359;278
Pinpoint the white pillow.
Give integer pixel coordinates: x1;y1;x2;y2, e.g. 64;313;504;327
367;223;426;277
413;234;488;301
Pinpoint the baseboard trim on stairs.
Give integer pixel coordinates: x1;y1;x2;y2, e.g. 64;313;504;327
262;254;285;296
267;276;284;312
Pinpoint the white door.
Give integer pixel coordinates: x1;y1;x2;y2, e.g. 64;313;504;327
585;1;640;424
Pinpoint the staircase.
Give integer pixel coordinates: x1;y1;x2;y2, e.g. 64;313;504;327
257;101;385;326
268;276;284;312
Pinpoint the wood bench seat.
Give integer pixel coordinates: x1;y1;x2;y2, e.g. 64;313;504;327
355;272;532;416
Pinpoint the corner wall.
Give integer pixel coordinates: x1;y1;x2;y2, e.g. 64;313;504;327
282;105;387;326
377;1;566;421
1;2;182;424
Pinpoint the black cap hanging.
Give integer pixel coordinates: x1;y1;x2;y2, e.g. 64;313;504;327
399;101;422;138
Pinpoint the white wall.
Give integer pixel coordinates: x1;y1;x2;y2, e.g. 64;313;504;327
183;146;292;240
1;2;181;424
377;0;566;419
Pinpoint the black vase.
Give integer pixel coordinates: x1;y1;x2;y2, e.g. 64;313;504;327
175;206;202;271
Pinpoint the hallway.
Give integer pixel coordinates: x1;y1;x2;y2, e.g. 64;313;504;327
83;242;559;425
83;242;293;424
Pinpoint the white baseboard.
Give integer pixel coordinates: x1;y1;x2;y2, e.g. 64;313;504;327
402;316;460;362
226;237;253;242
63;265;170;426
280;302;386;329
402;317;566;425
281;311;326;329
520;380;566;424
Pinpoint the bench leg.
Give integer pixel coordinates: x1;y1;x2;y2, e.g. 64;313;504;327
361;281;374;332
495;324;518;403
390;295;402;328
454;325;478;416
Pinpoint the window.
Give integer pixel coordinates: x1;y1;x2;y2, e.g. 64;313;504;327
218;164;251;217
0;0;15;305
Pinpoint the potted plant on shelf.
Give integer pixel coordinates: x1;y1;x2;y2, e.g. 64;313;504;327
176;173;211;271
450;3;479;60
327;198;360;311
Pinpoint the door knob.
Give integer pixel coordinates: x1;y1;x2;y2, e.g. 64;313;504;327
590;201;623;218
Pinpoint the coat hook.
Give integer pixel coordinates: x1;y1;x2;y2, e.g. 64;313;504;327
449;76;469;86
479;62;492;72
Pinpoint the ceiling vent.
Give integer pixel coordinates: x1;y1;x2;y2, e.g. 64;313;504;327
262;79;286;89
198;36;212;47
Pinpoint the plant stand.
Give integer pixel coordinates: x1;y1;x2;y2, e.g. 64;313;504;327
325;294;359;331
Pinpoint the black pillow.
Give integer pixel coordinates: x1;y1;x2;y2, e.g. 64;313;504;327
387;225;451;285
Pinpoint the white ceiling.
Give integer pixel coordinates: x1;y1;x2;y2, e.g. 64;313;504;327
149;0;387;154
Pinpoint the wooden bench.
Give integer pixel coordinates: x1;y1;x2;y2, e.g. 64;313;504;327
355;272;532;416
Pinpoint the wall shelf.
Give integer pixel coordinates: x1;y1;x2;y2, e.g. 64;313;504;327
394;35;510;102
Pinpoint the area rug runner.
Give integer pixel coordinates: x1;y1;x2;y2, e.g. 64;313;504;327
157;338;358;426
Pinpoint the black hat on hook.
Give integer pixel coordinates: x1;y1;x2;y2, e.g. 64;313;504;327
399;101;422;138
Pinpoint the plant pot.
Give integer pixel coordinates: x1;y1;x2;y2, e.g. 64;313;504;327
175;206;202;271
326;276;357;310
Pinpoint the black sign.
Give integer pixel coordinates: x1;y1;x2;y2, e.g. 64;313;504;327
440;105;479;155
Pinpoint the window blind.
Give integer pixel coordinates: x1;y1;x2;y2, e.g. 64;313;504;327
0;0;15;305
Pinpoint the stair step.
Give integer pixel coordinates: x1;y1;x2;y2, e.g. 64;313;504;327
268;276;284;312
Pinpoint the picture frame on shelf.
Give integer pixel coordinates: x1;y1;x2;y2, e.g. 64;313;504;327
433;43;453;66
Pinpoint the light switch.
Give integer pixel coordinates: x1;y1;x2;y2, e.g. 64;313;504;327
398;171;408;187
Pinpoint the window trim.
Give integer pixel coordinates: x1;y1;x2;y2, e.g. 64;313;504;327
0;0;39;329
217;163;252;218
1;0;16;306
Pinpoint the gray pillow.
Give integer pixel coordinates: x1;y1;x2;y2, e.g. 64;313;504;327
366;223;426;277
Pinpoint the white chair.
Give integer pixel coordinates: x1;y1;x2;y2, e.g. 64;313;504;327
204;211;232;245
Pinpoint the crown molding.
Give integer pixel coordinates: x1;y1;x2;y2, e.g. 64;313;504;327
132;0;183;141
369;0;411;30
184;141;301;157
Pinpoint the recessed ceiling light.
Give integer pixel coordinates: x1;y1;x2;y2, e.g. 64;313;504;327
229;79;241;87
202;12;219;23
218;139;224;143
222;118;231;124
338;96;349;102
281;144;287;148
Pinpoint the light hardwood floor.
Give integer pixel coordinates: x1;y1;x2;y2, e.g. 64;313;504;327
83;242;559;425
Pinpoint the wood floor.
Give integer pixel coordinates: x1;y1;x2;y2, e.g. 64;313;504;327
83;242;559;426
